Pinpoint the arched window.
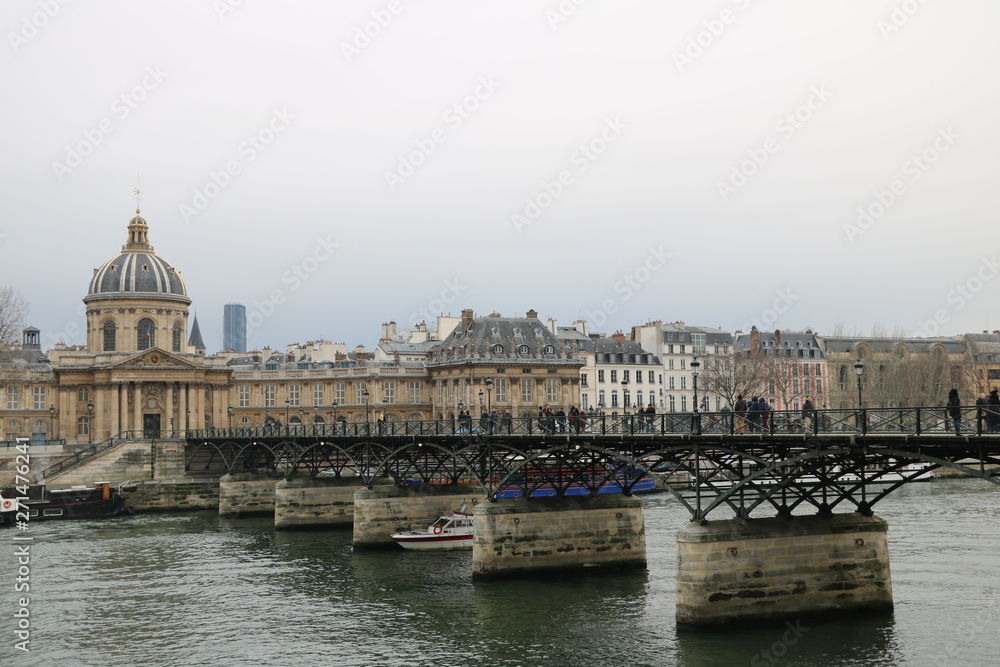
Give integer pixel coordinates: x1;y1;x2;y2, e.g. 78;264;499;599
517;344;530;355
103;320;117;351
137;318;155;350
491;344;504;355
172;321;182;352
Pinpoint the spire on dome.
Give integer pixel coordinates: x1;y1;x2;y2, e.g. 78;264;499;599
123;209;154;252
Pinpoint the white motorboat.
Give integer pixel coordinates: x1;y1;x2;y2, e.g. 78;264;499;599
390;510;475;551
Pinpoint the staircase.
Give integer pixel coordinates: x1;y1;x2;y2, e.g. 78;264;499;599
39;431;147;483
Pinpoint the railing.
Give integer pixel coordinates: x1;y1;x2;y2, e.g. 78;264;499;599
38;430;144;478
185;405;1000;440
1;438;66;447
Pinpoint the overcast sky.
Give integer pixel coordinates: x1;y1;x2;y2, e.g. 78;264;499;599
2;1;998;353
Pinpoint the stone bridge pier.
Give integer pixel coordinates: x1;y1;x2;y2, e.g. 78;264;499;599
353;484;485;549
218;472;284;517
675;514;893;627
274;476;363;530
472;495;647;579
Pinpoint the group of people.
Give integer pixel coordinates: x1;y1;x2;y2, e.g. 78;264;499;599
733;395;774;432
973;389;1000;434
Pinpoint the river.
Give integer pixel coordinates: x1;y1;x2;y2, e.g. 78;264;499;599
2;478;998;666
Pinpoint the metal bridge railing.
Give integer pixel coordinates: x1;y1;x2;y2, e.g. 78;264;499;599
185;405;998;440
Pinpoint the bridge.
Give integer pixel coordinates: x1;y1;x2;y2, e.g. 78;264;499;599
181;406;999;627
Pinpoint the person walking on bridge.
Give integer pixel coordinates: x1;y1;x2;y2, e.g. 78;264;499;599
946;389;962;435
987;389;1000;433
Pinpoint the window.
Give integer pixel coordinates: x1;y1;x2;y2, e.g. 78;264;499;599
238;386;250;408
335;383;346;405
546;378;559;403
78;387;90;403
649;371;655;383
815;379;823;395
637;391;644;407
495;378;508;403
597;370;605;383
669;377;675;390
669;395;676;412
610;370;618;383
103;320;116;351
355;382;367;404
409;381;421;404
492;344;504;355
582;393;589;409
172;321;182;352
680;359;686;370
33;387;46;410
623;370;630;383
288;385;300;407
312;384;324;406
611;390;619;407
635;371;642;384
521;379;533;403
137;318;155;350
681;396;687;411
581;373;588;388
623;390;631;408
543;345;555;354
77;416;90;436
598;389;606;408
668;359;675;370
264;385;276;407
668;344;674;354
517;344;530;355
383;381;396;404
7;386;20;410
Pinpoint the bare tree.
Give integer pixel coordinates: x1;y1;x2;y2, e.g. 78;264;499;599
699;353;769;409
0;286;29;349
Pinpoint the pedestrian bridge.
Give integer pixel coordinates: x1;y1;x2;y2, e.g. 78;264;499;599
185;406;1000;522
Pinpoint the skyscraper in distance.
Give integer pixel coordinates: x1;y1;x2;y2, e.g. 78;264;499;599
223;303;247;353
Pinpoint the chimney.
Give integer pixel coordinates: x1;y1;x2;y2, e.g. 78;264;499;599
750;326;760;354
526;309;538;319
611;331;626;343
381;321;397;341
548;317;557;334
461;308;474;332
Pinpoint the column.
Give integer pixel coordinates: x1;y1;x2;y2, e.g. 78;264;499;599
120;383;130;433
59;388;73;440
178;383;187;431
109;384;120;436
195;383;205;431
213;386;226;429
94;385;106;442
133;382;143;437
166;383;174;436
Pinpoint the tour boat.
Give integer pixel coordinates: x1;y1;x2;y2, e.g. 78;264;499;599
390;510;475;550
0;482;137;524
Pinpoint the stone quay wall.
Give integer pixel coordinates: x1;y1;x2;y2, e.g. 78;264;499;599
274;476;362;530
353;484;485;549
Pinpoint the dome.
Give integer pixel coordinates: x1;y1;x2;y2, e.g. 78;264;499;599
85;210;190;303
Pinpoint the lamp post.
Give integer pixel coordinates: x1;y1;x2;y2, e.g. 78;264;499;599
484;377;493;413
854;359;865;409
620;378;629;409
478;389;484;413
186;408;191;434
49;404;56;439
227;405;233;430
690;358;701;413
284;399;291;426
363;389;370;426
86;401;95;443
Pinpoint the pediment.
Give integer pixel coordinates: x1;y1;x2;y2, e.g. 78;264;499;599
106;348;204;371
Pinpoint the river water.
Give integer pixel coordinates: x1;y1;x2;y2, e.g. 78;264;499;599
2;478;998;667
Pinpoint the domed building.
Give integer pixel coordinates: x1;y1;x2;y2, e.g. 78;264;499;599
42;210;231;441
84;210;192;354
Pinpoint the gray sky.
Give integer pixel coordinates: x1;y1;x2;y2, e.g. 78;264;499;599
2;1;998;352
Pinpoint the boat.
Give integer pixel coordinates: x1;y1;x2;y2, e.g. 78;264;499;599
1;481;137;524
494;462;658;499
390;509;475;550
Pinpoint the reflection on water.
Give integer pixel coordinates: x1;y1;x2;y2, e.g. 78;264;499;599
1;480;997;666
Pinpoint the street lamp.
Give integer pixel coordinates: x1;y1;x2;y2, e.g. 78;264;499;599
621;378;629;409
49;404;56;439
690;358;701;414
284;399;291;425
363;389;371;425
854;359;865;408
86;401;95;444
478;389;484;412
227;405;233;429
484;377;493;413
